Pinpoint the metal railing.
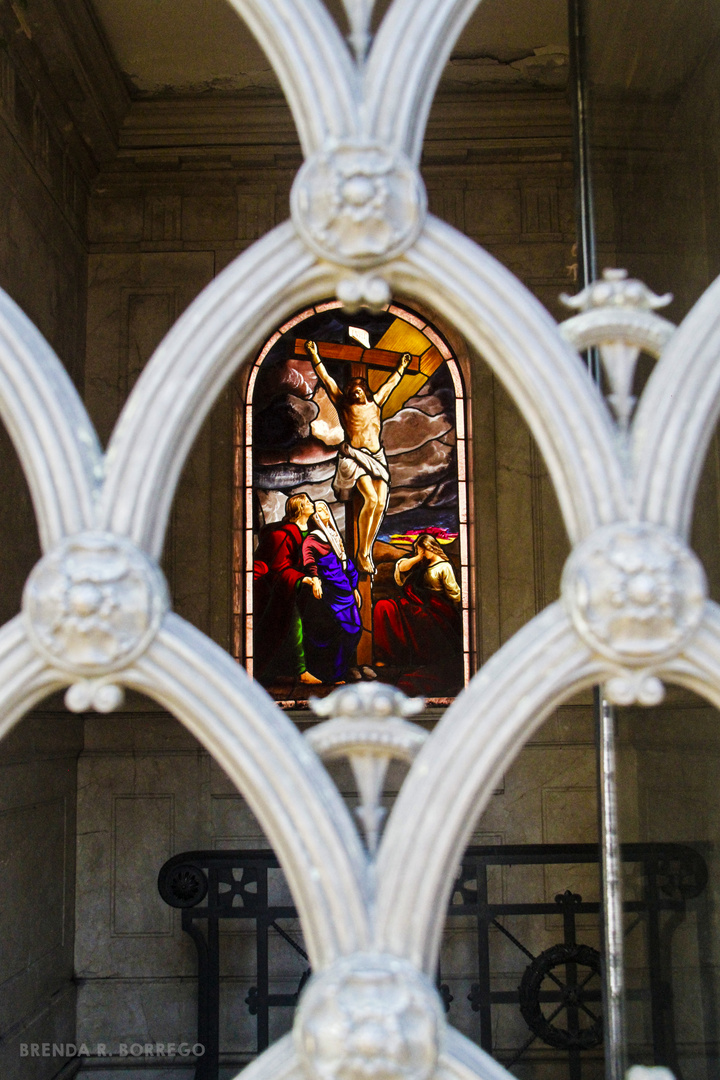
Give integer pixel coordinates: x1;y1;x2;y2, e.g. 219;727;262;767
159;841;708;1080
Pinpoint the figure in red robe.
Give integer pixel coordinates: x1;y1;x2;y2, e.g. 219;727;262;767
373;533;463;696
253;493;322;685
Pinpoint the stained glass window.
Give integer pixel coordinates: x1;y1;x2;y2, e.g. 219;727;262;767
234;300;474;705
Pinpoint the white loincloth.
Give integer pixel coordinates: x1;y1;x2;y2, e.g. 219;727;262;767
332;442;390;499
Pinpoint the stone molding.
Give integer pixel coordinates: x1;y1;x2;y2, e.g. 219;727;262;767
562;524;706;665
561;523;707;706
112;91;571;159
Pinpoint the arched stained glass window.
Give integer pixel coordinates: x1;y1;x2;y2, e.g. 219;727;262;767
233;300;475;706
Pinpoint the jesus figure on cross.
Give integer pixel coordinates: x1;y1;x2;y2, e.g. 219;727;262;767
305;340;410;575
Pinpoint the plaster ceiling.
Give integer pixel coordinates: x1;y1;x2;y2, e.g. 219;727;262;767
89;0;569;97
88;0;720;101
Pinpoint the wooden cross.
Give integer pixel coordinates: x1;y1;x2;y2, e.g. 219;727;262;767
293;336;420;667
294;338;422;373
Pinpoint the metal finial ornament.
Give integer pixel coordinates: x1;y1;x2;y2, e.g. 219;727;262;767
560;269;675;429
307;684;426;855
561;268;672;314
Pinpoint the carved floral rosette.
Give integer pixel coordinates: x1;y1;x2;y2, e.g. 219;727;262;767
23;532;168;675
295;953;444;1080
562;523;707;668
291;141;426;268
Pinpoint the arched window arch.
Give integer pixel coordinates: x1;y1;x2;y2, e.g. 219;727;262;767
233;300;475;705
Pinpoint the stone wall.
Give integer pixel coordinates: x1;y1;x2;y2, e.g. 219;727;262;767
84;249;233;648
618;695;720;1079
75;708;206;1079
0;40;87;624
589;62;720;605
73;701;604;1079
0;5;126;1078
0;713;83;1080
0;0;123;623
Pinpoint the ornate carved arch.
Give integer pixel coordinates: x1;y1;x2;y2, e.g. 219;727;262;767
0;3;717;1080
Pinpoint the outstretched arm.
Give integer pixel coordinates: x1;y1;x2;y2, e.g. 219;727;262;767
306;340;342;405
374;352;411;407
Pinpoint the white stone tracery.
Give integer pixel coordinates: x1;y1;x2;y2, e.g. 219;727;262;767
0;1;718;1079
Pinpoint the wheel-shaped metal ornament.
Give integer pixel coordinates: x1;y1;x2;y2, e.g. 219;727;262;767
519;943;602;1050
158;862;208;909
656;849;708;900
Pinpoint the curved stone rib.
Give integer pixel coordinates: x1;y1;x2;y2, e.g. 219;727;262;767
232;980;516;1080
103;215;626;559
441;1026;518;1080
374;603;605;972
0;616;67;742
663;601;720;710
364;0;482;160
633;272;720;536
0;289;102;550
225;0;359;156
393;218;629;542
99;224;335;557
129;613;372;968
234;1035;301;1080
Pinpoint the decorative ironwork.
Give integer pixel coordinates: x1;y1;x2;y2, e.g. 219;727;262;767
518;943;602;1051
159;842;706;1080
158;849;311;1080
655;848;708;900
450;843;708;1080
159;862;209;908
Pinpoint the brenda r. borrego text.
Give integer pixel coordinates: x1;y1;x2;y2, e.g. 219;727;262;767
20;1043;205;1058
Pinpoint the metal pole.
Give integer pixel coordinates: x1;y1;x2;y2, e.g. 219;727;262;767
568;0;627;1075
568;0;597;292
595;689;627;1080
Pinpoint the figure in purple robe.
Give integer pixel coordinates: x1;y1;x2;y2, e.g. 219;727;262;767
300;501;362;684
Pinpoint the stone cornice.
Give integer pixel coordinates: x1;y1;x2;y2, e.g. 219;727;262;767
105;89;571;177
118;96;298;152
86;86;683;187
